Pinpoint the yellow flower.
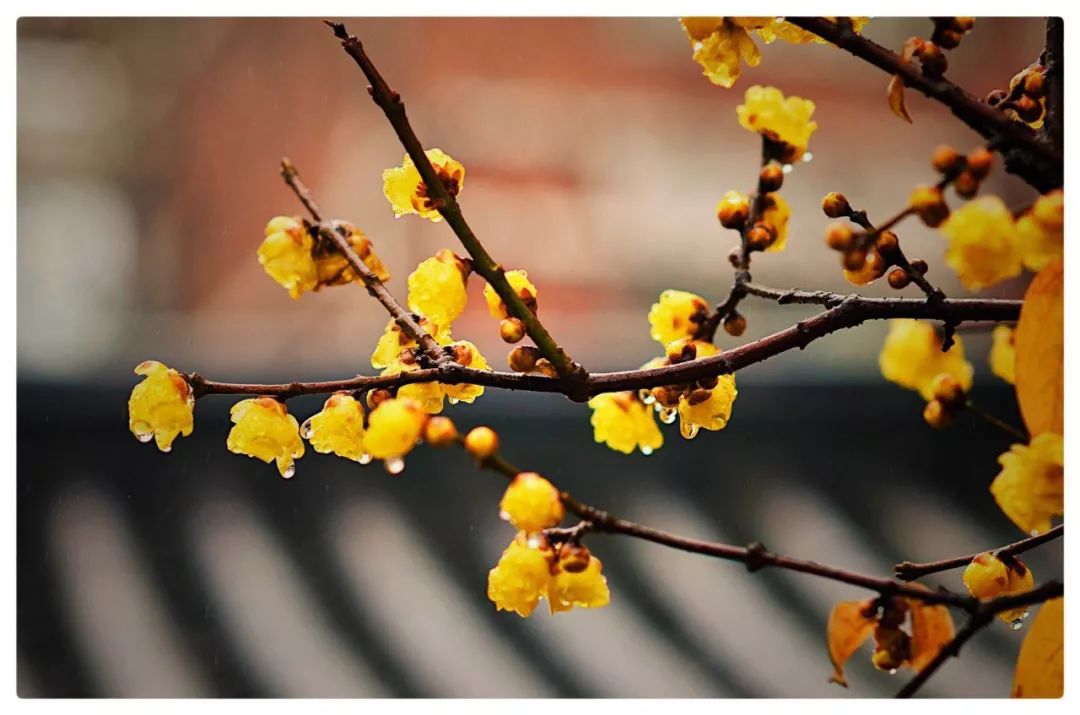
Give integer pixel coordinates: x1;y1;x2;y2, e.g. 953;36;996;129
364;397;427;460
303;392;367;463
382;148;465;222
940;196;1022;291
487;533;555;617
442;340;490;404
761;192;790;252
963;553;1035;626
991;433;1063;536
587;392;664;455
878;319;973;400
736;85;818;162
500;472;564;532
990;325;1016;385
370;318;453;370
388;366;446;414
648;289;709;347
226;397;305;478
313;227;391;286
548;553;611;614
484;269;537;319
679;18;766;89
677;374;738;439
257;216;318;299
408;249;469;327
128;360;194;452
1016;190;1063;273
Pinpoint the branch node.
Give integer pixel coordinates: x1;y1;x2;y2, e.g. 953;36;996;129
744;541;770;573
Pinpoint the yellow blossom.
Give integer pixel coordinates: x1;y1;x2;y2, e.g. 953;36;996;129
382;148;465;222
990;325;1016;385
737;85;818;162
303;392;367;463
587;391;664;455
364;397;427;461
991;433;1063;535
408;249;469;327
940;196;1022;291
677;374;738;438
484;270;537;320
370;318;453;370
487;533;555;617
548;554;611;614
442;340;491;404
500;472;564;532
1016;190;1063;272
963;553;1035;625
761;192;790;252
878;319;973;400
313;227;391;286
258;216;318;299
128;360;194;452
387;366;446;414
226;397;305;478
648;289;709;347
679;18;768;89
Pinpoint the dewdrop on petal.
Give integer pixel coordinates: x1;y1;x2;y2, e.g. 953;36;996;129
487;532;555;617
226;397;305;478
548;550;611;614
302;392;367;463
364;397;427;467
128;360;195;452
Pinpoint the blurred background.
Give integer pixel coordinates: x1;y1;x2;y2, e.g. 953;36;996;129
17;17;1059;698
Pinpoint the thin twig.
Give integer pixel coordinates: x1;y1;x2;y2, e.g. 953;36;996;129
326;21;587;392
895;581;1063;697
894;523;1063;581
278;159;447;364
787;17;1062;192
186;293;1022;399
966;401;1029;442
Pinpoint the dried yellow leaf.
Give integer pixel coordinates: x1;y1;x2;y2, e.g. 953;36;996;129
888;74;912;123
1012;598;1063;698
1014;260;1063;436
908;597;955;672
827;599;876;686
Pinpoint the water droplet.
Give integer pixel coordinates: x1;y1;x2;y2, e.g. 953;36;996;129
680;422;700;440
782;163;794;174
641;445;654;456
659;407;677;425
359;452;373;465
1010;611;1030;630
299;417;314;439
135;431;154;443
385;456;405;475
802;151;814;163
448;397;459;405
281;463;296;479
160;443;172;453
888;668;898;676
498;509;511;522
638;389;655;405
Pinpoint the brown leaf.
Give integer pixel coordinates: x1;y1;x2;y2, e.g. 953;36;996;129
827;599;876;686
1015;260;1063;436
1012;597;1063;697
908;597;955;671
888;74;913;123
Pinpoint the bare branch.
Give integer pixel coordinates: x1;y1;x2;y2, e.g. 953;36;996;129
894;523;1063;582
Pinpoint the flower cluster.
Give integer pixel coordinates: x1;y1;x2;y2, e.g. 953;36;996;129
998;63;1049;129
382;148;465;222
878;319;973;402
963;553;1035;627
257;217;389;299
821;194;916;288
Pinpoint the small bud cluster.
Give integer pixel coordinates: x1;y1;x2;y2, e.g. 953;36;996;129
820;193;915;287
988;63;1049;128
929;17;974;51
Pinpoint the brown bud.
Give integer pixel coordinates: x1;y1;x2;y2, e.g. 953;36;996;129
532;358;559;379
696;375;719;391
687;388;713;406
1014;95;1043;123
507;345;541;373
875;230;900;261
723;311;747;337
930;373;967;411
366;388;393;409
965;147;994;180
499;317;526;343
953;170;979;199
931;145;961;175
821;192;851;218
887;267;911;289
667;340;698;364
464;426;499;459
986;89;1008;106
909;258;929;275
917;42;947;76
843;247;868;272
746;222;775;251
826;224;855;252
1023;70;1046;98
558;543;591;573
717;192;751;229
910;185;949;227
951;17;975;32
423;416;458;447
923;399;953;429
759;163;785;193
934;28;963;50
727;247;742;268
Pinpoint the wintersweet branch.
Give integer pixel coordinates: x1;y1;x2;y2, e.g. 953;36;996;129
326;21;587;389
895;581;1064;698
787;17;1063;192
894;524;1064;582
463;436;1046;613
186;293;1022;400
279;159;447;364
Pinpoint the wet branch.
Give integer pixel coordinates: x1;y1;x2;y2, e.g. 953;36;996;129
894;523;1063;582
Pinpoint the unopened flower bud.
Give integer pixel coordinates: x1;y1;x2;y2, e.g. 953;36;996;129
908;185;949;227
746;222;775;251
464;426;499;459
934;27;963;49
931;145;961;175
822;192;851;218
1014;95;1043;123
843;247;868;272
826;223;855;252
951;17;975;32
716;191;750;229
986;89;1008;106
930;373;967;411
532;358;559;379
366;388;393;409
558;542;591;573
923;399;953;428
424;416;458;447
953;171;979;199
875;230;900;260
887;267;911;289
909;258;929;275
965;147;994;180
723;311;747;337
1022;71;1046;98
508;345;541;373
499;317;526;343
917;42;947;76
758;163;784;193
